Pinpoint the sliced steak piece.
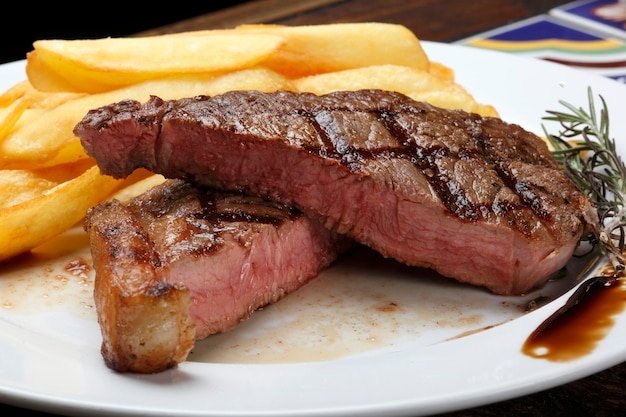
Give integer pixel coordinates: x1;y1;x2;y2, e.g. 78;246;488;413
85;179;351;373
76;89;592;296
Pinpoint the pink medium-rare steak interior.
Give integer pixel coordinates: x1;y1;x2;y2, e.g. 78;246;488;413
76;89;592;295
85;179;350;373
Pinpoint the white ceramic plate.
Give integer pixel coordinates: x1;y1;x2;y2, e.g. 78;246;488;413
1;41;626;417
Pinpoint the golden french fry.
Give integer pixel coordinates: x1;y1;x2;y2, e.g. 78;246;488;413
110;174;166;204
24;84;86;109
0;80;30;107
25;51;77;93
1;79;84;111
294;64;499;117
27;33;286;93
2;67;294;169
0;163;122;262
429;61;455;82
0;83;84;145
233;23;430;77
0;169;57;208
0;159;98;208
0;97;29;142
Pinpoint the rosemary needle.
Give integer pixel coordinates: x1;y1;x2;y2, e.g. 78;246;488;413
543;86;626;276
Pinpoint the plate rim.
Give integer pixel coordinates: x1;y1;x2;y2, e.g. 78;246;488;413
1;41;626;416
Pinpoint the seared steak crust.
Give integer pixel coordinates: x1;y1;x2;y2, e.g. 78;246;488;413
85;179;350;373
76;89;591;295
85;194;195;374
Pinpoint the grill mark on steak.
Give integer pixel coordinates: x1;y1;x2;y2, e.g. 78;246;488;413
197;193;296;225
290;104;552;224
75;89;592;295
377;111;479;220
144;179;295;226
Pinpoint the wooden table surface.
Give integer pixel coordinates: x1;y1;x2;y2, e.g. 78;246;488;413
3;1;625;416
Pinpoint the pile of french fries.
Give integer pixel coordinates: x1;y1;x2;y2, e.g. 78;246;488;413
0;22;498;262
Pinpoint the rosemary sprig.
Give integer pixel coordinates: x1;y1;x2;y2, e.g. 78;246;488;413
542;86;626;276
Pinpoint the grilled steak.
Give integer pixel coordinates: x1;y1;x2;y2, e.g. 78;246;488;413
85;179;350;373
76;89;592;296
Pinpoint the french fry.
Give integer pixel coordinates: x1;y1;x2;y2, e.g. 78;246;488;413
294;64;499;117
22;83;85;109
0;163;122;262
27;23;430;94
233;23;430;77
0;169;58;208
0;97;29;142
110;174;166;204
429;61;455;82
24;52;77;93
27;33;286;93
0;79;84;110
0;80;30;107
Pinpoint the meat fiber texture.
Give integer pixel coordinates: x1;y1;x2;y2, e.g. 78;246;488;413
84;179;350;373
75;89;592;296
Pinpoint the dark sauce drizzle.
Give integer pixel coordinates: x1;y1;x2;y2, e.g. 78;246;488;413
523;265;625;362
